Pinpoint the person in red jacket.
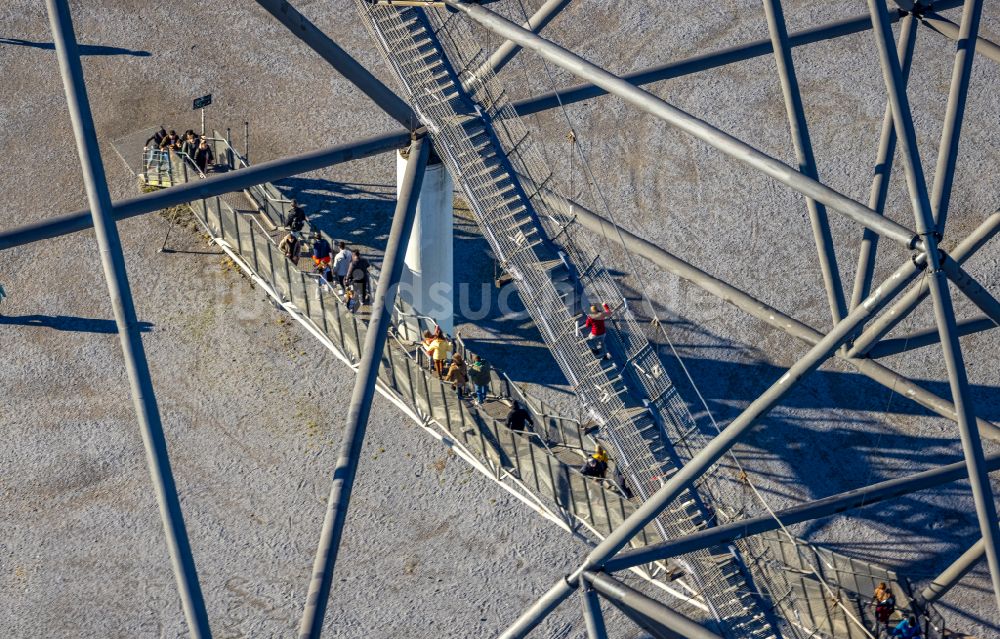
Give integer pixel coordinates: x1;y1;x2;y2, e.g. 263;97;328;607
584;302;613;359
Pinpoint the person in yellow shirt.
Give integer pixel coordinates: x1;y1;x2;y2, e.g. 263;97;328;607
430;333;452;378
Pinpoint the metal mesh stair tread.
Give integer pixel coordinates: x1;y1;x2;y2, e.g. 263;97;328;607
354;4;779;638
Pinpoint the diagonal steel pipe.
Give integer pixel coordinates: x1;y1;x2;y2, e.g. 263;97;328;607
849;13;918;311
928;0;986;234
604;452;1000;572
499;254;926;638
583;572;723;639
941;256;1000;325
867;0;1000;612
45;0;211;636
465;0;572;88
297;137;429;639
446;0;922;250
867;314;996;358
919;528;994;604
0;131;412;251
532;181;1000;440
919;10;1000;65
762;0;847;326
579;583;608;639
255;0;418;130
511;1;965;117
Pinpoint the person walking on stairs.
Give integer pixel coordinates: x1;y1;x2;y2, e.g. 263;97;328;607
444;353;468;399
584;302;613;359
612;465;633;499
332;242;353;289
311;231;332;270
279;231;300;265
580;446;609;478
193;138;215;174
468;355;491;405
285;200;306;233
144;126;166;150
180;130;199;158
429;331;451;378
349;253;371;305
871;582;896;637
505;401;534;433
159;130;181;151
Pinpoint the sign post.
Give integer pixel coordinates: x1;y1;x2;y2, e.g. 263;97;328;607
193;94;212;136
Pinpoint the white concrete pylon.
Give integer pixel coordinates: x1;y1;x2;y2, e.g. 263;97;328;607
397;147;454;337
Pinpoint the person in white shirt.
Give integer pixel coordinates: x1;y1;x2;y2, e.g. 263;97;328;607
332;241;353;288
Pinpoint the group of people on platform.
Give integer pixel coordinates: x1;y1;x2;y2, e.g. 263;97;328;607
144;126;216;174
277;200;371;313
419;325;493;407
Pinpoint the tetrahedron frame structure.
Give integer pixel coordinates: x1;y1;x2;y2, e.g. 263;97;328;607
5;0;999;637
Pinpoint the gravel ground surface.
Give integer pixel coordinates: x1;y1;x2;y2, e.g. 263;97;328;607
1;0;999;637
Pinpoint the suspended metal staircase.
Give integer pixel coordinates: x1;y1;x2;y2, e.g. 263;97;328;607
355;3;779;637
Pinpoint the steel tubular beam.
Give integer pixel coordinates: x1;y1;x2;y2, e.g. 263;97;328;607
583;572;724;639
255;0;418;130
923;267;1000;612
849;14;918;311
467;0;572;85
533;183;1000;440
941;257;1000;325
499;256;925;638
511;1;966;117
45;1;211;637
605;452;1000;572
0;131;412;251
868;314;996;358
297;137;429;639
446;0;922;249
920;531;992;604
762;0;847;326
929;0;985;234
867;0;1000;612
580;583;609;639
919;10;1000;65
847;210;1000;357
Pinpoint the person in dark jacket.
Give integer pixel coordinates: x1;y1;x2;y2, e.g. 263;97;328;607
193;138;214;174
505;401;533;432
285;199;306;233
468;355;492;405
612;466;633;499
349;253;371;304
144;126;167;149
160;129;181;151
179;130;199;157
580;447;609;478
311;231;332;269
